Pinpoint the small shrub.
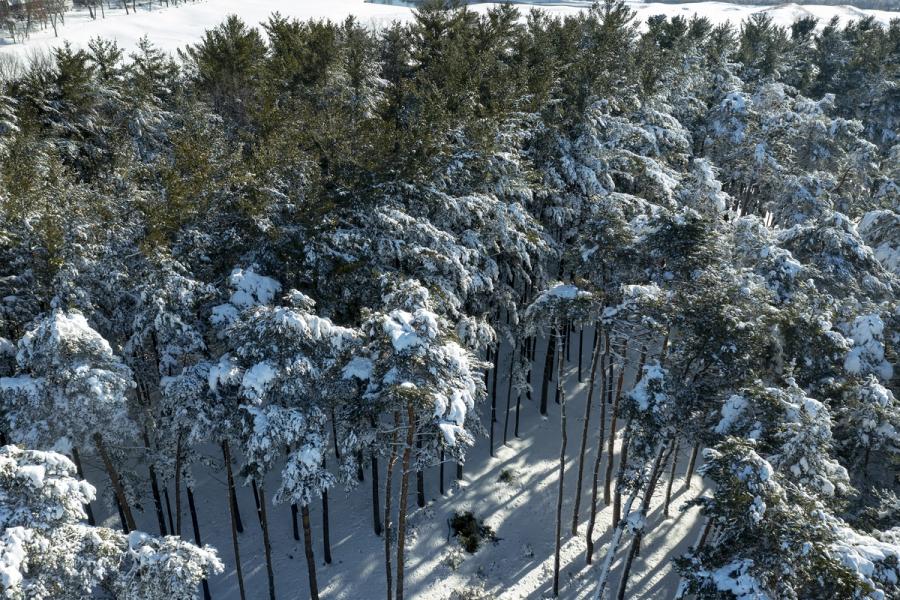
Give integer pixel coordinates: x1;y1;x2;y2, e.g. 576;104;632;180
449;511;496;553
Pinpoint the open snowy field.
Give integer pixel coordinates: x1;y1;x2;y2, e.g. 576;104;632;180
0;0;896;58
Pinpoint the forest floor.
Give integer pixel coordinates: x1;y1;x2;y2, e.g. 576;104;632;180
81;331;710;600
0;0;896;59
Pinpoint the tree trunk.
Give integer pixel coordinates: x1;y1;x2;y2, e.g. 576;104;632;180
540;333;554;415
663;440;680;518
301;504;319;600
70;447;96;526
456;462;463;481
164;486;176;534
572;328;603;536
384;412;400;600
221;441;247;600
174;434;183;536
395;402;415;600
416;439;425;508
331;408;342;461
586;329;609;563
591;482;642;600
291;503;300;541
186;486;211;600
578;328;584;382
612;424;631;530
372;451;382;536
552;329;567;597
439;449;445;495
489;345;499;456
616;442;673;600
142;430;168;536
356;450;366;482
322;486;333;564
93;433;136;532
603;347;626;505
503;342;516;445
683;443;700;491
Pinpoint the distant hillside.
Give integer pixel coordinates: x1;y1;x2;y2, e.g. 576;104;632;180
368;0;899;11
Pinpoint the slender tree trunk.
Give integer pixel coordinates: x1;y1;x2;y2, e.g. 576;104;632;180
503;341;517;445
592;482;642;600
174;434;183;536
221;441;246;600
604;344;627;505
416;439;425;507
70;447;96;526
357;450;365;482
456;462;463;481
186;486;211;600
93;433;136;532
553;329;567;597
439;449;445;495
616;441;672;600
301;504;319;600
164;486;176;534
384;412;400;600
612;424;631;530
572;329;603;536
372;451;382;536
540;333;554;415
291;503;300;541
141;429;167;536
578;328;584;382
663;440;680;518
683;443;700;490
489;344;499;456
256;485;276;600
395;402;415;600
491;344;500;421
322;486;333;564
331;408;341;461
585;329;609;564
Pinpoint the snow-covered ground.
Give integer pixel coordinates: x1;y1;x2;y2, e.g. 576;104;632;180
79;333;708;599
0;0;896;59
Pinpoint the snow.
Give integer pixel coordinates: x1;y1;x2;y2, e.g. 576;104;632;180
227;268;281;309
17;465;45;487
709;559;771;600
831;525;900;598
1;0;893;61
715;394;748;435
844;314;893;381
382;308;439;352
0;526;30;590
342;356;374;381
240;361;277;403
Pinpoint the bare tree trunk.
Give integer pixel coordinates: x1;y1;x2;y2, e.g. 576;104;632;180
503;341;517;445
439;449;445;495
552;329;567;597
578;328;584;382
142;430;168;536
586;329;609;563
301;504;319;600
384;412;400;600
416;439;425;508
186;486;211;600
683;443;700;491
93;433;136;532
70;447;96;526
604;345;627;505
395;402;415;600
591;480;643;600
612;424;631;530
540;334;554;415
174;433;183;536
616;441;673;600
256;484;276;600
663;440;680;518
572;327;603;536
372;451;382;536
322;484;333;564
164;486;176;534
221;441;246;600
489;344;499;456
